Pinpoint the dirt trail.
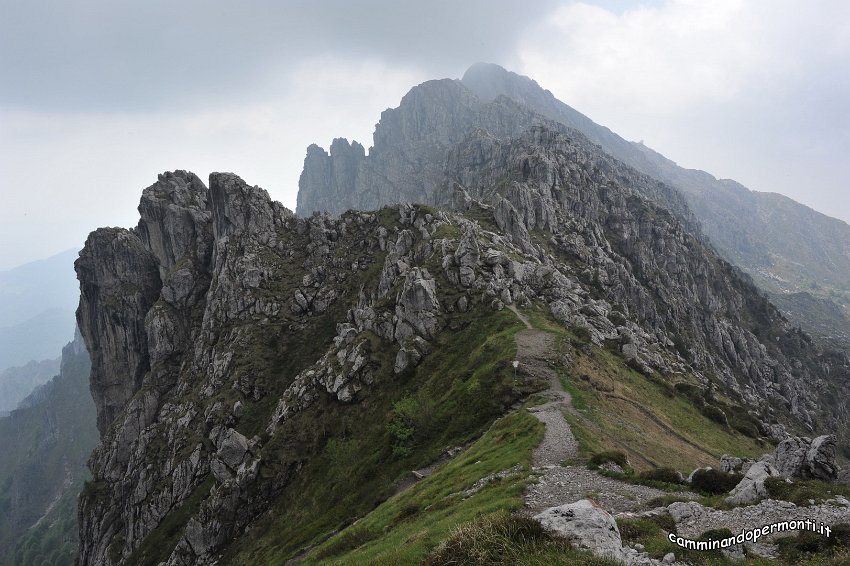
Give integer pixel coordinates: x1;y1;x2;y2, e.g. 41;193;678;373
514;329;579;467
509;308;683;514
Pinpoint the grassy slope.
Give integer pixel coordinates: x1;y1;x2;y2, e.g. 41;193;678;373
525;306;766;471
306;410;543;565
297;304;776;564
222;307;542;564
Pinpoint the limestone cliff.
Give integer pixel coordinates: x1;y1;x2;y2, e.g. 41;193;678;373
74;68;849;566
76;157;848;563
298;63;850;349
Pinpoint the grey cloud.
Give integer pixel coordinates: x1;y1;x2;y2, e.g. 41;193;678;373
0;0;559;112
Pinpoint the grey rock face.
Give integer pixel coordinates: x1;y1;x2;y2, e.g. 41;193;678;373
75;171;291;565
76;228;162;435
298;63;850;437
725;461;782;506
296;78;562;219
774;437;810;478
74;69;849;564
217;428;249;471
720;455;755;475
535;499;627;562
461;63;850;350
773;435;838;480
81;179;542;564
806;435;838;480
394;268;440;341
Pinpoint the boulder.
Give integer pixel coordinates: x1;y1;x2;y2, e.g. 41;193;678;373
725;461;782;506
720;455;754;475
394;268;440;341
454;230;480;287
217;428;249;471
667;501;707;524
773;435;838;480
621;343;639;361
535;499;626;562
805;435;838;481
774;437;810;478
393;346;421;374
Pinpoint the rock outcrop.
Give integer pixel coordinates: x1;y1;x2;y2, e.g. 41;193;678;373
774;435;838;480
460;62;850;350
535;499;626;562
725;461;782;506
74;72;849;566
297;66;850;445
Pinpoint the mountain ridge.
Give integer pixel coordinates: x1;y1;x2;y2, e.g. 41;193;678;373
297;62;850;348
67;66;850;565
73;131;848;563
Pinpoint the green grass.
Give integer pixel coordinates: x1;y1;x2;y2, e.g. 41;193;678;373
776;524;850;564
423;512;621;566
765;477;850;506
560;343;765;472
593;469;688;493
304;411;543;564
221;307;540;565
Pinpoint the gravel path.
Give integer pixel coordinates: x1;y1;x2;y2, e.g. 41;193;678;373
514;329;579;467
526;465;683;513
513;320;680;515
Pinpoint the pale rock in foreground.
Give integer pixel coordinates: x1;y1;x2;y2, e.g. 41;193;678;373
535;499;627;562
535;499;686;565
725;461;782;506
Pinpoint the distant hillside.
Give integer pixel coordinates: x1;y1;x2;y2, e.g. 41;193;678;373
0;308;76;370
0;249;79;327
0;330;97;566
0;249;80;371
771;291;850;350
0;357;60;415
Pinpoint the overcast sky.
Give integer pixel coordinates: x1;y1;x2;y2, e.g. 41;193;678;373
1;0;847;269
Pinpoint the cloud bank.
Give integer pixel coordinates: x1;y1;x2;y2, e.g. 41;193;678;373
0;0;846;269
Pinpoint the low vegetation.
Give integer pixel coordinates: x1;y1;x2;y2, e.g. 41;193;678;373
222;307;543;564
304;411;543;564
424;513;620;566
776;524;850;564
689;469;743;496
764;477;850;506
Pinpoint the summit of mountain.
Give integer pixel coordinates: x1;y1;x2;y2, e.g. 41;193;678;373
459;63;850;346
297;63;850;348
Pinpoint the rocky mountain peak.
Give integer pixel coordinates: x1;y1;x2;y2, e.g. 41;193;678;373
462;61;551;103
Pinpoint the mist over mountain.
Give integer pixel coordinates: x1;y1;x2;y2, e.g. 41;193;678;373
0;331;97;566
0;357;60;415
0;249;79;327
0;249;79;371
3;60;847;565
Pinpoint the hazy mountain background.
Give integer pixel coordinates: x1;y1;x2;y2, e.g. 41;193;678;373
0;249;79;372
0;332;97;566
0;357;60;416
